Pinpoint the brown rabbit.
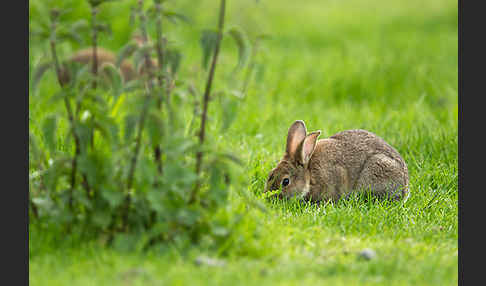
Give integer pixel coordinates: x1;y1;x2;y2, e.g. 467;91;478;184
67;33;158;82
68;47;137;82
264;120;409;202
68;46;158;83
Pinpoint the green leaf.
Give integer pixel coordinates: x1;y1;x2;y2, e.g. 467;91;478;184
226;27;250;72
31;62;53;92
200;29;218;70
70;62;91;88
95;23;112;37
69;19;89;43
93;116;119;146
176;209;200;227
42;115;58;153
147;190;164;213
92;209;112;229
31;196;55;217
124;114;138;143
116;42;138;68
70;19;89;32
220;95;239;132
207;161;229;204
132;45;153;74
215;152;243;166
165;49;182;75
163;10;191;24
122;78;144;92
147;111;164;147
57;24;84;44
106;119;120;148
29;25;50;41
129;5;137;26
100;63;123;98
211;226;229;237
74;122;92;153
43;156;71;192
88;0;108;7
29;132;39;160
100;188;125;208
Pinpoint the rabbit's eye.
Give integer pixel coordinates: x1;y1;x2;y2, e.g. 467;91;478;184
282;178;290;187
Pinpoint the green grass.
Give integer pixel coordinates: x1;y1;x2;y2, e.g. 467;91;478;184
29;0;458;285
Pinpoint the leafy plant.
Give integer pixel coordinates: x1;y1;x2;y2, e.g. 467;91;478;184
29;0;255;250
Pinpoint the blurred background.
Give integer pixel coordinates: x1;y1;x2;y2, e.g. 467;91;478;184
29;0;458;136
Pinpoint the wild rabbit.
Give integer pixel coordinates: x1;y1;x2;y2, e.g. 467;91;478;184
68;47;138;82
264;120;409;202
67;34;157;82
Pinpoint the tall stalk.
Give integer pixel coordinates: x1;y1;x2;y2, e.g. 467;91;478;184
153;0;166;175
189;0;226;204
154;0;165;107
120;0;158;231
91;6;99;89
49;9;82;211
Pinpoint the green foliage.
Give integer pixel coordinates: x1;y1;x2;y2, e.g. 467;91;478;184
116;42;138;67
200;29;219;70
219;93;240;132
29;0;248;250
163;10;191;24
41;115;58;154
32;62;54;92
226;26;250;72
165;48;182;75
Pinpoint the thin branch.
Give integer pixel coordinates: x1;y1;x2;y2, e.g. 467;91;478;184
189;0;226;204
154;1;166;175
121;0;158;231
91;6;99;89
49;12;79;210
154;2;166;107
49;9;91;213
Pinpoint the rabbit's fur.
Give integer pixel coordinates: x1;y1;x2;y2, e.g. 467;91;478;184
69;47;158;83
68;34;157;83
69;47;137;82
264;120;409;202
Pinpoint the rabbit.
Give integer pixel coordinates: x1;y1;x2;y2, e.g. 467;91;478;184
69;49;158;83
68;47;138;82
67;33;158;83
264;120;409;202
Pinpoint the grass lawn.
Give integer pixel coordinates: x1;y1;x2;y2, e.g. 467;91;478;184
29;0;458;285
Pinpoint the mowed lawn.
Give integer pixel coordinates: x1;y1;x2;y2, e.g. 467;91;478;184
29;0;458;285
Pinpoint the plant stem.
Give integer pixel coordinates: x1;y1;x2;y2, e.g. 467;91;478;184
120;0;158;231
91;6;99;89
155;2;176;124
154;1;165;175
88;6;100;150
189;0;226;204
49;14;79;211
49;10;91;214
154;2;165;108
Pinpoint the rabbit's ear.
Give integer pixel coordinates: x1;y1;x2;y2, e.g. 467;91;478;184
297;130;321;167
286;120;307;158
